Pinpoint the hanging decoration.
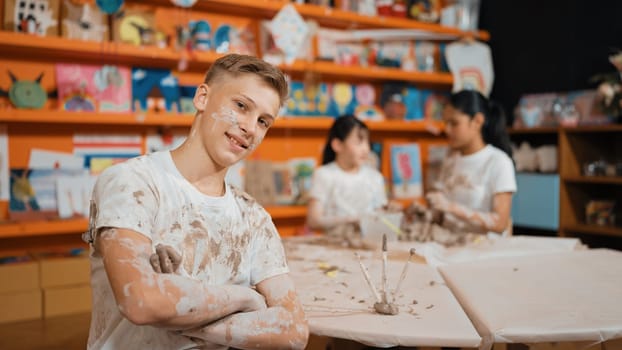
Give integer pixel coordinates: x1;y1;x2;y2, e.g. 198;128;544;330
96;0;124;15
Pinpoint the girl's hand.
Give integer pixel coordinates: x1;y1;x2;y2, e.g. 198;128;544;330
383;200;403;212
426;192;453;213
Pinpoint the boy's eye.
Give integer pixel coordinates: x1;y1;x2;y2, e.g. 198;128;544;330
258;117;271;128
235;101;247;110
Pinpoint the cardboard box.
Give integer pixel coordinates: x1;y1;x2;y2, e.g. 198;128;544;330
35;249;90;288
43;285;91;318
0;254;39;294
0;290;42;324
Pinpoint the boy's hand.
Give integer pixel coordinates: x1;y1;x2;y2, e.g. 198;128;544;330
150;244;182;273
149;244;266;313
240;287;268;312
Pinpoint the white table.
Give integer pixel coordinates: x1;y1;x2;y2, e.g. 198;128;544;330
286;241;482;348
438;249;622;349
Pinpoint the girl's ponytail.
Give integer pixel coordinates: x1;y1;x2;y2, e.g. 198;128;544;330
483;100;513;157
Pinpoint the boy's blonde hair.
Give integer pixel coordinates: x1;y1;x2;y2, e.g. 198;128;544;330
204;54;289;107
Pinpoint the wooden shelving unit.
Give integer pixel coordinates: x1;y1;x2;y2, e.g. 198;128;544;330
563;175;622;185
0;31;455;86
136;0;490;39
508;124;622;240
559;126;622;239
0;109;195;126
0;0;471;250
0;110;443;134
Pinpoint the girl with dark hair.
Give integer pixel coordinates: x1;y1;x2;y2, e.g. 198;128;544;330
426;90;516;235
307;115;389;236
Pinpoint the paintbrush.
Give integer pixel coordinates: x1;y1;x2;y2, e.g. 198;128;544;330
354;252;382;303
393;248;416;302
381;234;388;304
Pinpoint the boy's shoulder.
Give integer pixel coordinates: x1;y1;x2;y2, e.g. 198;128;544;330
227;185;274;223
228;185;256;204
98;153;159;179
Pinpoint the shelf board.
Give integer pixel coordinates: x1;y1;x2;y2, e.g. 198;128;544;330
139;0;490;40
563;175;622;185
275;117;443;133
0;206;306;239
0;109;194;126
308;60;453;85
0;31;210;68
266;205;307;219
0;218;88;239
0;109;444;133
562;124;622;133
507;127;560;135
563;224;622;237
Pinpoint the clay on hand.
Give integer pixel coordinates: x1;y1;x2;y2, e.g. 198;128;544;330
426;192;452;212
149;244;182;273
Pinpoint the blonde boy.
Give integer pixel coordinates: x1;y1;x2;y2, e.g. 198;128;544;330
84;54;309;349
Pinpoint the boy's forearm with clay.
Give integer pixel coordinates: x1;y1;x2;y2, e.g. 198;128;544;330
98;228;266;331
150;244;308;350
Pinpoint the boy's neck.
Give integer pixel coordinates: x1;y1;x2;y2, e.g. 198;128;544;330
171;145;227;196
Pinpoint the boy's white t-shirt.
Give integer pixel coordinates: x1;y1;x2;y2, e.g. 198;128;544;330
436;145;516;232
86;151;289;350
309;162;388;220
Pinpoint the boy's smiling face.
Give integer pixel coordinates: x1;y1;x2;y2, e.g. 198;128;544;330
193;73;281;169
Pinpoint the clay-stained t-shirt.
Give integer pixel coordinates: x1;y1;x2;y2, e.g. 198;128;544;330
86;151;289;350
435;145;517;234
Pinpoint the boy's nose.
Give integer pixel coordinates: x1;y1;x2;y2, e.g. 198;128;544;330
238;116;256;136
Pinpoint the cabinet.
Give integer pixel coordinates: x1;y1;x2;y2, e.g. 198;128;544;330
0;0;488;253
509;125;622;244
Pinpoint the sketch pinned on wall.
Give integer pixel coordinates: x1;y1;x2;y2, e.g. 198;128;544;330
0;125;9;200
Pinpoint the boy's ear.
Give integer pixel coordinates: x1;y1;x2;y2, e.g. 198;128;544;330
193;84;209;111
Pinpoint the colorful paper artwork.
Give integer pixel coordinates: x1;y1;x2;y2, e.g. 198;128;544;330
56;64;131;112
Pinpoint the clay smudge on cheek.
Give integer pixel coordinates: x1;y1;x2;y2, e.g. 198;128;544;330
210;106;239;126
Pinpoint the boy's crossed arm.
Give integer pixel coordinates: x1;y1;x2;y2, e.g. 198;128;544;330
97;228;267;330
150;244;309;350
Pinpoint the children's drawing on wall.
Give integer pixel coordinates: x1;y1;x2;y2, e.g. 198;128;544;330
56;172;92;218
62;0;108;41
391;143;422;198
290;157;315;205
354;84;384;121
0;125;9;200
5;0;59;36
9;168;90;220
9;169;41;216
56;64;131;112
113;5;165;47
0;71;54;109
73;133;141;174
132;68;181;113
